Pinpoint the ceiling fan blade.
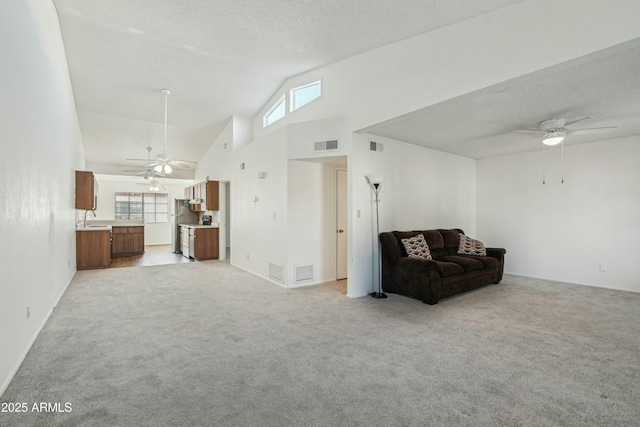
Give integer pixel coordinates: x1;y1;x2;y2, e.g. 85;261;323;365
168;160;198;169
571;126;617;135
564;117;592;127
512;129;545;134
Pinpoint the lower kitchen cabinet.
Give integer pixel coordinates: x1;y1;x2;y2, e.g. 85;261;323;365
111;226;144;257
76;230;111;270
194;228;219;260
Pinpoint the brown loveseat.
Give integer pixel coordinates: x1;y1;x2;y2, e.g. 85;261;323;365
379;229;506;305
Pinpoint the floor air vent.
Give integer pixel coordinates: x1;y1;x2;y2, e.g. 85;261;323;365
269;263;284;283
314;139;338;151
294;265;314;283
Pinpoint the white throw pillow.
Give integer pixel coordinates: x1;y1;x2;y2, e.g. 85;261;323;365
401;234;432;260
458;233;486;256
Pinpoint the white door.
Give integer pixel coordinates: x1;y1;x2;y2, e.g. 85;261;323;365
336;169;348;280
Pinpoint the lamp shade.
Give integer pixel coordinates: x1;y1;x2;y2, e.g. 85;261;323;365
366;174;385;186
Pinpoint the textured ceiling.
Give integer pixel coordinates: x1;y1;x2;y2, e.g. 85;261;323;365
52;0;527;177
361;40;640;158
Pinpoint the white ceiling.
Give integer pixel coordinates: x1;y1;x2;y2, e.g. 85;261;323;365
361;39;640;158
52;0;639;178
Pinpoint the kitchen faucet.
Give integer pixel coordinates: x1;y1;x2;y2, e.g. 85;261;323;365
84;209;96;227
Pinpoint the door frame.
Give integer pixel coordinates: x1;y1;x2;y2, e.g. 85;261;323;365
335;167;348;280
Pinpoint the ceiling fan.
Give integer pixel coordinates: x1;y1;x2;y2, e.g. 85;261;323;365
125;89;198;174
137;176;166;192
124;146;165;180
513;117;617;145
152;88;197;174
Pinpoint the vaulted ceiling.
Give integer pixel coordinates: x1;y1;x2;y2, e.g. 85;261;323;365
52;0;639;179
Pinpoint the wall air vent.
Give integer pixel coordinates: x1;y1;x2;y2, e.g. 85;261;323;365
294;265;314;283
314;139;339;152
269;263;284;283
370;141;383;152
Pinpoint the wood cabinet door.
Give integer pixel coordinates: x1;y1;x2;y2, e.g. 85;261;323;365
206;181;219;210
194;228;219;260
76;230;110;269
111;233;128;255
128;227;145;253
75;171;95;210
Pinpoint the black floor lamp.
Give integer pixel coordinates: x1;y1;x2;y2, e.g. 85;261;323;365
366;174;387;299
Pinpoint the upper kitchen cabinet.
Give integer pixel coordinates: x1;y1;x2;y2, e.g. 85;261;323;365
185;180;219;211
203;181;219;211
76;170;98;210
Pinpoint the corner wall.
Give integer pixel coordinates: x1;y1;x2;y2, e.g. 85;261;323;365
0;0;85;395
477;137;640;292
348;133;477;298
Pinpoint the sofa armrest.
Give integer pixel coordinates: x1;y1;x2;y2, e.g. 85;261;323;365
395;257;442;304
485;247;506;283
486;247;506;259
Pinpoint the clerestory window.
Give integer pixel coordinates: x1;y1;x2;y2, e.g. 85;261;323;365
290;80;321;112
263;95;286;127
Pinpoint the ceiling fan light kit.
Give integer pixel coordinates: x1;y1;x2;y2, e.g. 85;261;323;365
154;163;172;174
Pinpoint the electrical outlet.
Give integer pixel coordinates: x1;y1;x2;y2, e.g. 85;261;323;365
26;305;30;319
599;264;607;272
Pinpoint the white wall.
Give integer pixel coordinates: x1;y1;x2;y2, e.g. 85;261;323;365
0;0;85;395
477;137;640;292
205;0;640;298
348;133;477;298
93;175;193;245
287;161;340;287
195;117;289;282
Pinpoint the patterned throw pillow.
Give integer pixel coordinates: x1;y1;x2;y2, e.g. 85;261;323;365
458;233;487;256
401;234;432;260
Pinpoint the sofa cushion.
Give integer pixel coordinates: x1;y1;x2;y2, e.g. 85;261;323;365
465;255;499;269
440;229;462;255
433;261;465;277
458;233;487;256
437;255;484;273
400;234;432;260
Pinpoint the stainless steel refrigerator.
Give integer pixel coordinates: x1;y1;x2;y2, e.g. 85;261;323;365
171;199;199;253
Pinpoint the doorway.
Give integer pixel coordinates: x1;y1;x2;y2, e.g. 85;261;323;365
220;181;231;261
336;168;348;280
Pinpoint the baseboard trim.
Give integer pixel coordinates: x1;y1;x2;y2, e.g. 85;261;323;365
504;272;640;294
1;308;51;397
0;272;76;397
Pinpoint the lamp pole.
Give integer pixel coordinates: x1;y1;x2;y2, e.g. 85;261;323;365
369;181;386;299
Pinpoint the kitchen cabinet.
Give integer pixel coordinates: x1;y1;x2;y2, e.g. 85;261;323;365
76;230;111;270
203;181;219;211
111;226;144;257
184;180;219;211
75;170;98;210
180;226;219;260
194;227;219;260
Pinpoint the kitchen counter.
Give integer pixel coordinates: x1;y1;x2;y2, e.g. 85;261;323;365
88;220;145;227
77;220;145;231
77;225;112;232
179;223;220;228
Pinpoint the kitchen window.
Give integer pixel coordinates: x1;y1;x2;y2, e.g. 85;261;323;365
115;192;168;223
